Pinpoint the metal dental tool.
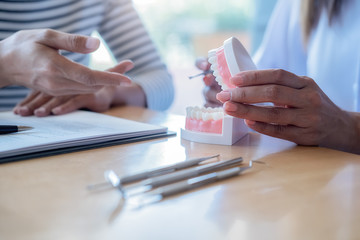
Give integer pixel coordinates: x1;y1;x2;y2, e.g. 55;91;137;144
87;154;220;191
188;70;213;79
123;156;243;197
134;161;253;206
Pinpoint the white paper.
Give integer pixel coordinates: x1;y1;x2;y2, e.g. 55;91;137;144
0;111;167;158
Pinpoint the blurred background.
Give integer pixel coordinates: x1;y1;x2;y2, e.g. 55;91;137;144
90;0;277;115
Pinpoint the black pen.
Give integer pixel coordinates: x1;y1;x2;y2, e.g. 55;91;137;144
0;125;33;134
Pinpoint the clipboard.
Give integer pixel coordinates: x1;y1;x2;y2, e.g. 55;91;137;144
0;111;176;163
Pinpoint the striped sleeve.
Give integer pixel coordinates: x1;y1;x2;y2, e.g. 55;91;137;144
98;0;174;111
0;86;30;112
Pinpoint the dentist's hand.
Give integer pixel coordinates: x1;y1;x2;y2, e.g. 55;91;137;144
216;69;360;154
195;57;222;107
0;29;131;95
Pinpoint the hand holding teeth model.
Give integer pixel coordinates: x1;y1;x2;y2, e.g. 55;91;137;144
181;37;257;145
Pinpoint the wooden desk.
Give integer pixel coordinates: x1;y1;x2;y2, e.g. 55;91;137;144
1;106;359;240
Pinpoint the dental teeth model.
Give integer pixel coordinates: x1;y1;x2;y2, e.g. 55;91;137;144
181;106;248;145
208;36;257;90
185;107;224;134
181;37;255;145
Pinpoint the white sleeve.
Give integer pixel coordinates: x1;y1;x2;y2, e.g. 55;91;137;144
98;0;174;110
356;55;360;111
253;0;307;76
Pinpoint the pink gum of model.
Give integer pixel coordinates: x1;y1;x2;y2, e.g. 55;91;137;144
214;47;236;89
185;118;223;134
181;115;248;145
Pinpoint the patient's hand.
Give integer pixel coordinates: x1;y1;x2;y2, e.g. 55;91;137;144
13;60;134;117
14;87;115;116
0;29;132;94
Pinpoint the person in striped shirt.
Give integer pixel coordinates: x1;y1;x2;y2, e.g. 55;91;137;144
0;0;174;116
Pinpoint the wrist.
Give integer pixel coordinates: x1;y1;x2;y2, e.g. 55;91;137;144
112;83;146;107
349;112;360;154
0;41;10;88
323;110;360;154
100;86;117;105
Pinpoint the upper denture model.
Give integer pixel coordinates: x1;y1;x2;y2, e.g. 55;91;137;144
208;37;257;90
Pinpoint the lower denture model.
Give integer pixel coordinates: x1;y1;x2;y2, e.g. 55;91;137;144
181;37;257;145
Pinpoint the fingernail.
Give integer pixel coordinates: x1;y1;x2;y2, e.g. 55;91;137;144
245;119;256;126
216;91;231;102
19;106;29;115
200;61;209;69
203;75;213;86
125;62;134;72
34;107;45;116
224;102;237;112
86;37;100;50
52;107;61;115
